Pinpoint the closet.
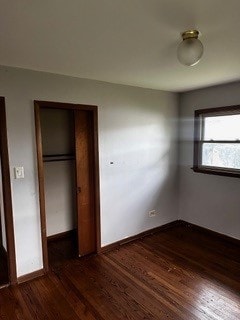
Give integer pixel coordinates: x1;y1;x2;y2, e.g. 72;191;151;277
40;108;77;266
36;101;100;270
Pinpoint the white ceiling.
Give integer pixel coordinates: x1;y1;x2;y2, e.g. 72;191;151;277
1;0;240;92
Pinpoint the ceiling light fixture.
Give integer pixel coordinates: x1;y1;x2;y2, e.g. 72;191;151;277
177;30;203;66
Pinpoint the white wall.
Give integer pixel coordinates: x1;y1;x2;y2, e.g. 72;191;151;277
179;82;240;240
0;66;179;276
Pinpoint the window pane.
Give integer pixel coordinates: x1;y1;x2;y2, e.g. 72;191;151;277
203;114;240;141
202;143;240;169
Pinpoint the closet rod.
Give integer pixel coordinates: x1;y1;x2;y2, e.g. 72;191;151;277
43;158;75;163
43;153;75;163
43;153;75;158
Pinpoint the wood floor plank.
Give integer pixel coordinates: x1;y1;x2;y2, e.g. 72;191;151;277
48;272;98;320
105;248;219;320
0;224;240;319
141;233;240;289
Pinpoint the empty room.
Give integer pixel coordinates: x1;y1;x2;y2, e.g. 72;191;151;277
0;1;239;319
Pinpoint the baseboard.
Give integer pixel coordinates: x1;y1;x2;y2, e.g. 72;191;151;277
179;220;240;247
47;229;77;242
100;219;240;254
100;220;180;254
17;269;45;284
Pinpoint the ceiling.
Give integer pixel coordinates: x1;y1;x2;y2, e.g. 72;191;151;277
1;0;240;92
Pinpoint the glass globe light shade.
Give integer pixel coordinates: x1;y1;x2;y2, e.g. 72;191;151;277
177;38;204;66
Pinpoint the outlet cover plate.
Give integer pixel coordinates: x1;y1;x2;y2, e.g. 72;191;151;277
14;167;24;179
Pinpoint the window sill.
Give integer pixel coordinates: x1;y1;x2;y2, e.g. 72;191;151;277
191;166;240;178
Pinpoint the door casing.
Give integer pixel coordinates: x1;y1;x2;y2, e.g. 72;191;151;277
34;100;101;273
0;97;17;285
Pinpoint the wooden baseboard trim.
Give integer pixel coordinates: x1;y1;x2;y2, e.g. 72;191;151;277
179;220;240;247
100;220;180;254
47;229;77;242
17;269;45;284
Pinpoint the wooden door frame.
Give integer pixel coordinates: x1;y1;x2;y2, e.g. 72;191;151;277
0;97;17;285
34;100;101;273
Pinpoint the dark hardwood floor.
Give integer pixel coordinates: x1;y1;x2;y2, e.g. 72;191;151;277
0;246;8;287
48;231;78;270
0;224;240;319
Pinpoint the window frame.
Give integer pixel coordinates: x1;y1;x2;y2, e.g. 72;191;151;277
192;105;240;178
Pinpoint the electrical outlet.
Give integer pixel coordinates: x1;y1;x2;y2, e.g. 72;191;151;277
149;210;156;217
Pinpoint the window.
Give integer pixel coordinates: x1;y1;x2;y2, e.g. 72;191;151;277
193;105;240;177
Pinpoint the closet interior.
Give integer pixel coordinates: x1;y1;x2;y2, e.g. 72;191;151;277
40;108;78;268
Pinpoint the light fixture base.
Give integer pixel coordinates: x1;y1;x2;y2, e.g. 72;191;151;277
181;30;200;40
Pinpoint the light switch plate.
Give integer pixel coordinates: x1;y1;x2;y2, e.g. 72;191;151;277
14;167;24;179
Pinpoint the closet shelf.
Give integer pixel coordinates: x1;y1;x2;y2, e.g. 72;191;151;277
43;154;75;162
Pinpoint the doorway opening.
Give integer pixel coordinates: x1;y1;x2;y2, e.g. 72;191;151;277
0;97;17;286
35;101;100;272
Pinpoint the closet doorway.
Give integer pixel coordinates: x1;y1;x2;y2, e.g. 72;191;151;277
35;101;100;272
